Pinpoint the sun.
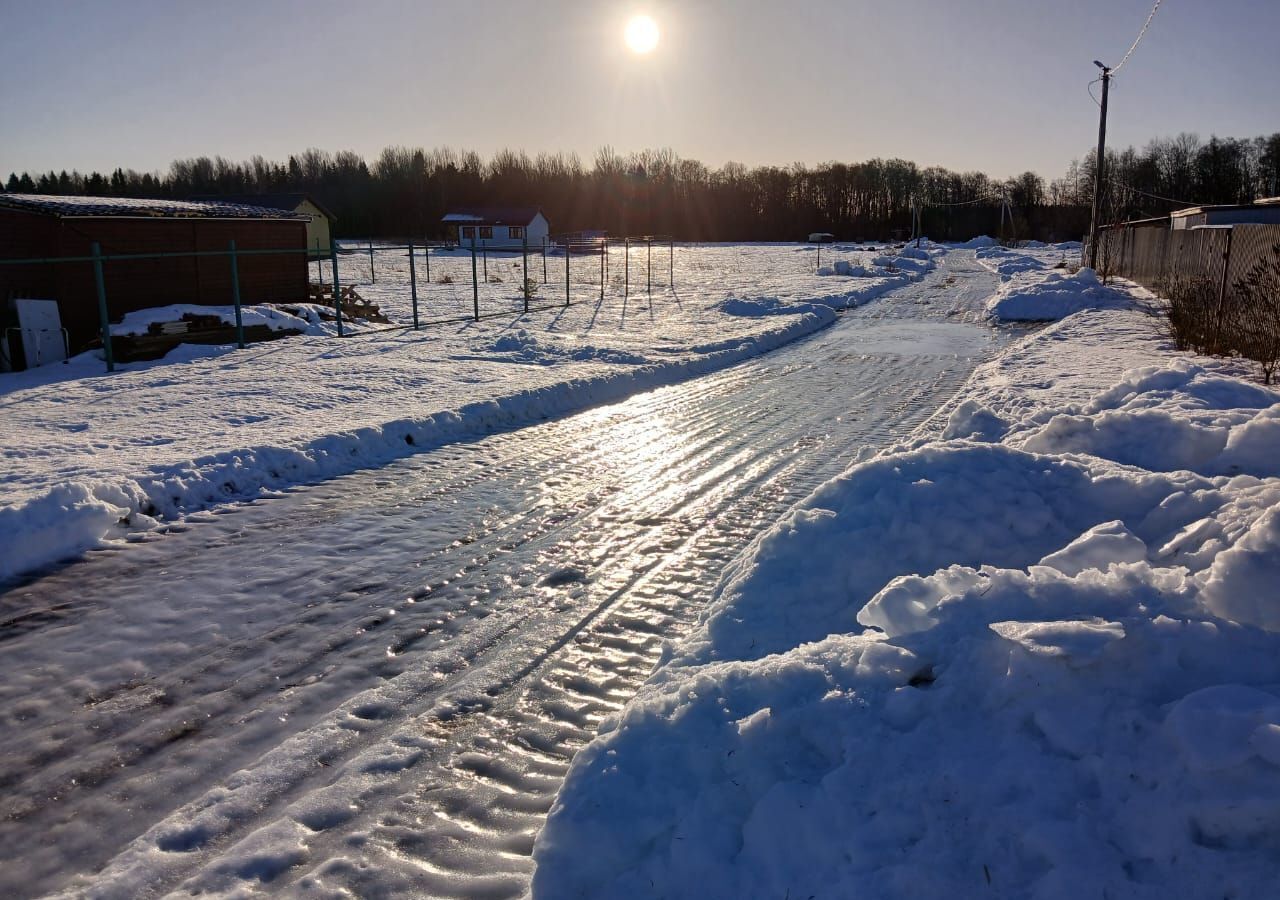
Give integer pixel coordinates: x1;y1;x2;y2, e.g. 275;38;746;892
624;15;660;54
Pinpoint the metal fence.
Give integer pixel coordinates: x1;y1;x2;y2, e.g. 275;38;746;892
0;235;681;374
1095;222;1280;367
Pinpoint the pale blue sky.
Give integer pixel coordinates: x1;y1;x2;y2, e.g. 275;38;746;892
1;0;1277;181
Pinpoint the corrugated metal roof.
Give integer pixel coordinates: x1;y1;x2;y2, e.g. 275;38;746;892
441;207;543;226
189;193;337;221
0;193;308;220
1171;199;1280;217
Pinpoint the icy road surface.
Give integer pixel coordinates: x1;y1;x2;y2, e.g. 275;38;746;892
1;254;1000;899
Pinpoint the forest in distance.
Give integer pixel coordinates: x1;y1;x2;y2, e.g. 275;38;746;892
6;132;1279;243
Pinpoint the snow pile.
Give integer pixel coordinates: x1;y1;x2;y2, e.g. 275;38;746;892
986;267;1131;321
486;330;650;365
974;246;1050;280
1011;360;1280;478
815;259;870;277
109;303;348;337
952;235;999;249
533;313;1280;898
818;249;937;281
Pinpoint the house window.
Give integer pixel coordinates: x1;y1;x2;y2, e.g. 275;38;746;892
479;226;493;239
461;226;475;240
509;226;524;239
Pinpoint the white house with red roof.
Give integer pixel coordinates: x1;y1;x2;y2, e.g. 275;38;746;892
441;207;550;250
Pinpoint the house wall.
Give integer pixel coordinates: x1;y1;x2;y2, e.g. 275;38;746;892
297;199;332;253
0;213;307;352
527;212;550;247
454;213;552;250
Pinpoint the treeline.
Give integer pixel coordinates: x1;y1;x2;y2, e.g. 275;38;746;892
1051;133;1280;222
5;133;1278;242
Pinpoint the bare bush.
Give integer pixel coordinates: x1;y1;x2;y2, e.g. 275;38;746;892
1097;230;1117;284
1231;241;1280;384
1161;274;1220;353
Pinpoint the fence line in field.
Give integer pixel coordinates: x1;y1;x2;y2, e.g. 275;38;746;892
1;235;682;374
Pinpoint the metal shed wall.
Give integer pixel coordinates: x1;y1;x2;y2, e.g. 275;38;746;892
0;210;308;351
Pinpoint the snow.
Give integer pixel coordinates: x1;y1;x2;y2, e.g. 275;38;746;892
109;303;337;336
952;234;999;249
0;243;929;583
0;253;992;898
533;266;1280;898
986;266;1131;321
974;245;1052;279
12;242;1279;897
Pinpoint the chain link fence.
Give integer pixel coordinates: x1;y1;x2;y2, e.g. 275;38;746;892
1095;222;1280;380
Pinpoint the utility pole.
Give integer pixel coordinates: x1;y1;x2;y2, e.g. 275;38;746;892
1087;61;1111;269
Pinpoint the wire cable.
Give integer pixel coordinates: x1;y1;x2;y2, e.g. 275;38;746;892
1111;0;1163;75
1088;76;1103;108
1112;180;1205;208
920;194;1005;208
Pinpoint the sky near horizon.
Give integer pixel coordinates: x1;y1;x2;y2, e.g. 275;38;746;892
1;0;1277;184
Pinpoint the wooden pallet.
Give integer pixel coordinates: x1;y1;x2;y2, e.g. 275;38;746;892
307;283;389;323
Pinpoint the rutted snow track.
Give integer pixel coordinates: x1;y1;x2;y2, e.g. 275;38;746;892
1;254;1001;899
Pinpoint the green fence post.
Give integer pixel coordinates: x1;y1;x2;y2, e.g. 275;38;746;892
330;243;345;337
599;240;605;301
542;236;548;283
228;239;245;349
669;238;674;287
565;240;571;307
424;240;431;283
624;238;630;298
368;240;375;283
483;246;488;282
408;239;420;329
647;238;652;294
522;236;530;313
91;241;115;372
471;235;480;321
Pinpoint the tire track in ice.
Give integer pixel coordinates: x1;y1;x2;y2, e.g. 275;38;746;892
224;353;982;899
8;254;1002;898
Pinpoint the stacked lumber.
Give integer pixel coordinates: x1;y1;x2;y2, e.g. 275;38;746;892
307;283;389;323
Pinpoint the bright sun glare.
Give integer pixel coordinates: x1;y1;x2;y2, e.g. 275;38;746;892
624;15;660;54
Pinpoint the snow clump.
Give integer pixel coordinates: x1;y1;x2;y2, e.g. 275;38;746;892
533;316;1280;900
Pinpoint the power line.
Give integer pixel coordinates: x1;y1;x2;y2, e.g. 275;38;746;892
920;194;1005;208
1088;77;1103;108
1112;0;1164;75
1113;180;1204;208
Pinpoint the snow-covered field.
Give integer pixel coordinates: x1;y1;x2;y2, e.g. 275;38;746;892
533;256;1280;898
0;243;933;583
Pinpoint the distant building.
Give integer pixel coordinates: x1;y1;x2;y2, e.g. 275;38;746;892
193;193;335;252
808;232;835;243
0;194;308;355
1170;197;1280;230
442;207;550;250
